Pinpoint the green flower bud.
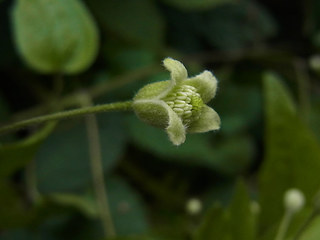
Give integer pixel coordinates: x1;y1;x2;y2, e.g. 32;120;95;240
11;0;99;74
133;58;220;145
186;198;202;215
284;188;305;213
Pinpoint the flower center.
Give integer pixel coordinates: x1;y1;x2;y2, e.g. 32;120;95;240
164;85;204;124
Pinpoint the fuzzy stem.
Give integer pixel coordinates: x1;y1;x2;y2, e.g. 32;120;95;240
0;101;132;135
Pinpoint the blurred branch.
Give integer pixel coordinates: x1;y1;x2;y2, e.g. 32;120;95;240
81;93;116;238
120;159;185;209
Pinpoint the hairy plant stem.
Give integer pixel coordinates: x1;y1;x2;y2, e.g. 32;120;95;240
11;64;160;121
81;93;116;238
0;101;132;135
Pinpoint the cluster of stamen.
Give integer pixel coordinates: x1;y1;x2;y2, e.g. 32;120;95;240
164;85;203;124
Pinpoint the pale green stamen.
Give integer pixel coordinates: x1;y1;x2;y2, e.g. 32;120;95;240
163;85;204;124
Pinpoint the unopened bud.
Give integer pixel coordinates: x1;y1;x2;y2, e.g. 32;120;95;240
284;188;305;213
309;55;320;72
186;198;202;215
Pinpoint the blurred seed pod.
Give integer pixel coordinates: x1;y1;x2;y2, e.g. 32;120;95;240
11;0;99;74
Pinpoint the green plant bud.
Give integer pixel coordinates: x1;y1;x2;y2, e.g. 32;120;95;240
133;58;220;145
11;0;99;74
284;188;305;213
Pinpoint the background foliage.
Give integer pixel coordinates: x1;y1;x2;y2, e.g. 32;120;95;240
1;0;320;239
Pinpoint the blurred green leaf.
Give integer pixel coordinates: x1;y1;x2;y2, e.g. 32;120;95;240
161;0;234;11
88;0;164;48
12;0;99;74
47;193;98;218
105;47;159;72
0;229;37;240
228;180;255;240
215;84;261;135
310;97;320;141
36;114;126;193
0;213;70;240
126;115;253;175
299;216;320;240
107;177;149;235
194;180;255;240
0;181;35;229
259;72;320;232
203;2;277;50
0;122;56;179
194;203;230;240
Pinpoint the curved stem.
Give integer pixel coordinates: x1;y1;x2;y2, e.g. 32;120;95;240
0;101;132;135
11;64;160;121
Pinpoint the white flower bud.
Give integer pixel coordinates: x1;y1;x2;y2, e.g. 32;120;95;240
309;55;320;72
284;188;305;213
186;198;202;215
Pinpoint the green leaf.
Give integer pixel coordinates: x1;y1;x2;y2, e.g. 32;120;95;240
0;122;56;179
88;0;164;48
194;203;231;240
0;181;34;228
202;2;277;50
104;47;156;72
299;216;320;240
126;115;253;175
12;0;99;74
310;98;320;141
228;180;255;240
258;72;320;232
107;178;149;235
47;192;98;218
194;180;255;240
161;0;234;11
36;114;126;193
215;84;262;135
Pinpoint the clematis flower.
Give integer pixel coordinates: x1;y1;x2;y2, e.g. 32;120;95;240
133;57;220;145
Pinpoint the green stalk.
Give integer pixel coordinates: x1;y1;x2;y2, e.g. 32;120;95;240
275;210;294;240
81;94;116;238
0;101;132;135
